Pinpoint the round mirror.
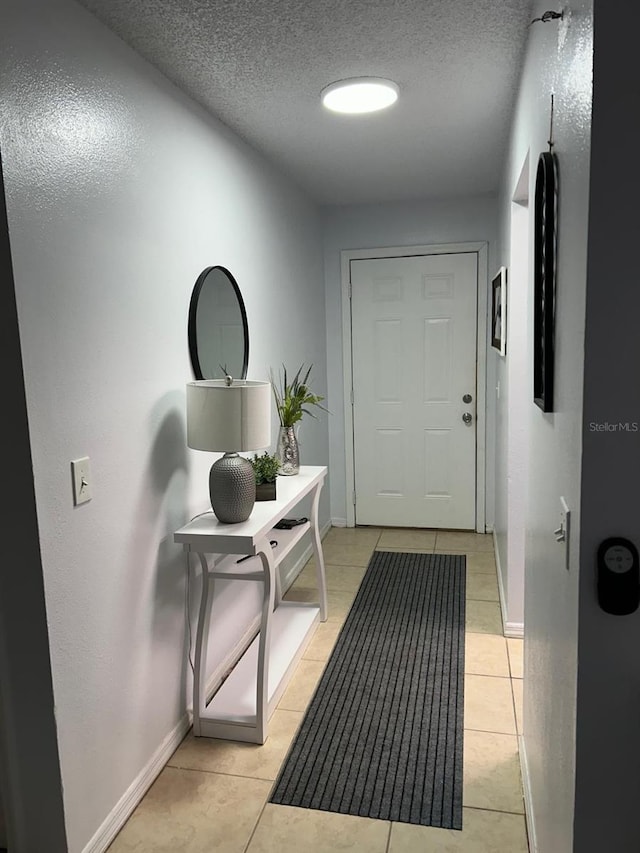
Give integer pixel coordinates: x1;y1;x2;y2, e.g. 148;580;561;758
188;266;249;380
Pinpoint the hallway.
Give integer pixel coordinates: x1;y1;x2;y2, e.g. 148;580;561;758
108;527;528;852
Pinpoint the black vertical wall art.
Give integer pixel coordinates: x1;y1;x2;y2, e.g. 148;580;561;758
533;150;558;412
491;266;507;356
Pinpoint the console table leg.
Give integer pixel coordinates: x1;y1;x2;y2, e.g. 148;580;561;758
256;539;275;743
310;483;328;621
193;553;215;736
273;552;282;607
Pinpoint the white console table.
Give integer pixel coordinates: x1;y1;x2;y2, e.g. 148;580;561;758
174;465;327;744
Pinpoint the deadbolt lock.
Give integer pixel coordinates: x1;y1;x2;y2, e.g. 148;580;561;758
463;393;472;403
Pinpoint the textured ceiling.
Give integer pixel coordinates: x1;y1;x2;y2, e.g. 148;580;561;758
76;0;535;205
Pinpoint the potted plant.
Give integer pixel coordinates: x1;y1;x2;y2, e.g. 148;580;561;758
250;451;280;500
270;364;328;475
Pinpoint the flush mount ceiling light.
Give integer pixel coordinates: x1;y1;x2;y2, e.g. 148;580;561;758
321;77;399;115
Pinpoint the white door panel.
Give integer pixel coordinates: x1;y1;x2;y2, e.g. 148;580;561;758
351;253;478;529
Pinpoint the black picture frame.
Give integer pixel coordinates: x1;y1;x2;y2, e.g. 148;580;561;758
533;151;558;412
491;267;507;356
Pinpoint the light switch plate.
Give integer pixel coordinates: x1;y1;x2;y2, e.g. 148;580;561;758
71;457;92;505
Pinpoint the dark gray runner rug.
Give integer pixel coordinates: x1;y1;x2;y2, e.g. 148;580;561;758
270;550;466;829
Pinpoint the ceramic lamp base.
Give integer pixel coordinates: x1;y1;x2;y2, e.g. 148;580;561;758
209;453;256;523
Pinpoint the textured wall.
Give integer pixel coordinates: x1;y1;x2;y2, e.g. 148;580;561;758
322;196;499;528
0;0;327;849
496;1;593;850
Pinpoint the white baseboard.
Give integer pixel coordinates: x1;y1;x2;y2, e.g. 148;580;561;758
519;734;538;853
493;528;508;633
493;529;524;639
82;713;191;853
330;517;347;528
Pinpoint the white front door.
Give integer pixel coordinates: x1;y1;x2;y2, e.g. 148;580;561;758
350;252;478;529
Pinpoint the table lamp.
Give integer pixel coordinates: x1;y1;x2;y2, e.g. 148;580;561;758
187;378;271;523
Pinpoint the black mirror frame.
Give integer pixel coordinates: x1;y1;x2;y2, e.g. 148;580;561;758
187;265;249;381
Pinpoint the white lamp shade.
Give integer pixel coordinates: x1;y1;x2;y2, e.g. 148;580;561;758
186;380;271;452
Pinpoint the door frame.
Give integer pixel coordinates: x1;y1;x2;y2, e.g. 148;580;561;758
341;241;488;532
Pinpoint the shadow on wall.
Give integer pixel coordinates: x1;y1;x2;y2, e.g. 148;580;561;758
150;401;194;717
114;393;192;763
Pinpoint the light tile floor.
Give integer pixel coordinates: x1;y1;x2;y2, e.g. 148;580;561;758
108;527;528;852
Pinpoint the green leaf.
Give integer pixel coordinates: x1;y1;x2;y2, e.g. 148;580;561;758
269;363;330;427
250;451;280;484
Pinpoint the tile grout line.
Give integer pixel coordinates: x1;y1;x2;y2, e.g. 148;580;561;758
463;723;519;734
165;764;279;783
463;804;526;818
511;677;522;737
463;673;515;680
242;794;271;853
506;639;524;681
385;820;393;853
463;725;518;736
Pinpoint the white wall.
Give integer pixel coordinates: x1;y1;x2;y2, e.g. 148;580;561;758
574;1;640;848
0;1;328;850
506;196;530;632
322;196;499;527
496;1;593;850
493;156;530;634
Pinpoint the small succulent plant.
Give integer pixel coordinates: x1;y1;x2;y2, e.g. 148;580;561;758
250;451;280;485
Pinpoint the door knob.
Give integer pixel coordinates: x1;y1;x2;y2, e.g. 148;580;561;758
463;393;472;403
462;412;473;425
